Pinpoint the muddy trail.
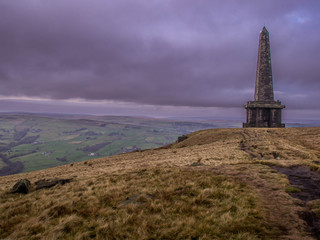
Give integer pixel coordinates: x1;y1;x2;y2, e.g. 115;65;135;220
237;128;320;239
269;165;320;239
270;165;320;202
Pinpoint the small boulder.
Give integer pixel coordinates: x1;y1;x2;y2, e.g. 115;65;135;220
177;135;188;143
35;178;72;190
10;179;31;194
189;162;205;167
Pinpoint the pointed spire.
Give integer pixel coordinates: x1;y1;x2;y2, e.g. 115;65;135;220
254;26;274;101
243;27;285;128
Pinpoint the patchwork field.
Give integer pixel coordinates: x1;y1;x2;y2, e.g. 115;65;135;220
1;127;320;239
0;113;239;175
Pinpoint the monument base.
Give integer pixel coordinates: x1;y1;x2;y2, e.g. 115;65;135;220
243;101;285;128
243;123;285;128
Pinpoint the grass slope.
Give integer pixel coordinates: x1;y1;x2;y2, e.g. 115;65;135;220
1;168;272;240
1;127;320;239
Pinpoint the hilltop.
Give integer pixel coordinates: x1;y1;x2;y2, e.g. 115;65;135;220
1;127;320;239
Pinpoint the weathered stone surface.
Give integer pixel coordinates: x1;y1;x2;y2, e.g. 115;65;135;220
254;27;274;102
244;27;285;128
10;179;31;194
35;178;72;190
177;135;188;143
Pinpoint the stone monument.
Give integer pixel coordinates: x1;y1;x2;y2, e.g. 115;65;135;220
243;27;285;128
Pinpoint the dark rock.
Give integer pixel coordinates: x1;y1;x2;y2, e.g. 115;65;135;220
35;178;72;190
10;179;31;194
57;178;72;185
177;135;188;143
190;162;205;167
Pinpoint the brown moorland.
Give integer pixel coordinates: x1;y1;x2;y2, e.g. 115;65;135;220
1;127;320;239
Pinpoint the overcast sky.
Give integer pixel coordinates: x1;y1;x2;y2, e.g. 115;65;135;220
0;0;319;120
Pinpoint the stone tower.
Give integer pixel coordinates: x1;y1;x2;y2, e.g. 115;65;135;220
243;27;285;128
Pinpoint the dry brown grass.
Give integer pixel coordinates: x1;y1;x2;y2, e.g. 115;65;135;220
0;168;276;239
1;127;320;239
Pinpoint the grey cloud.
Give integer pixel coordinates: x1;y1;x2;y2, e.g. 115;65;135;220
0;0;319;110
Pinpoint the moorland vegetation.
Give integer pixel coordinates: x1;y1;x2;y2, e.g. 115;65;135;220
1;127;320;239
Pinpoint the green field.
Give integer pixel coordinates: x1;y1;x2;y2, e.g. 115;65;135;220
0;113;240;175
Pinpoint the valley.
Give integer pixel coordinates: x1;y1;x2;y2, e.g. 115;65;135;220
0;113;238;175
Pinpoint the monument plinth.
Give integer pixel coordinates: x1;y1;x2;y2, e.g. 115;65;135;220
243;27;285;128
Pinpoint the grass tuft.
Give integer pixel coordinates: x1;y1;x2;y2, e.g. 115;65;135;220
285;186;302;193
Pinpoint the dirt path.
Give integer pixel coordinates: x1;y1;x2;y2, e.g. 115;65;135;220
236;128;320;239
270;165;320;202
239;128;320;162
269;165;320;239
208;163;316;239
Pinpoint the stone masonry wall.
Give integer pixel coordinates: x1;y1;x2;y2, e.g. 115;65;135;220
254;27;274;101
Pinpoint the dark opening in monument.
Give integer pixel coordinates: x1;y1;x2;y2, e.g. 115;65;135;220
262;108;270;127
243;27;285;128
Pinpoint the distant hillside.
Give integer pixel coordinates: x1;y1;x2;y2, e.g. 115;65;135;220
1;127;320;239
0;113;241;176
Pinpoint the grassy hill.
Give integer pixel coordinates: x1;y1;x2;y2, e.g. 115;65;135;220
1;127;320;239
0;113;238;175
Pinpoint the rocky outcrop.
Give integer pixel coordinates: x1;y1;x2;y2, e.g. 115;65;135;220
35;178;72;190
9;178;72;194
177;135;188;143
10;179;31;194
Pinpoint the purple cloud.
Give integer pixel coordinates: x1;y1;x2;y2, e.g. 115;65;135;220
0;0;319;111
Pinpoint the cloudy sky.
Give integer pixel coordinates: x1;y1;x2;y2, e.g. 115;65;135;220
0;0;319;120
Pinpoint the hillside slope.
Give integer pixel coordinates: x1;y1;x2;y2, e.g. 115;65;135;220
1;127;320;239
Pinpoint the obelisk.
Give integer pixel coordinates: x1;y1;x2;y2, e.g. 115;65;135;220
243;27;285;128
254;27;274;101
